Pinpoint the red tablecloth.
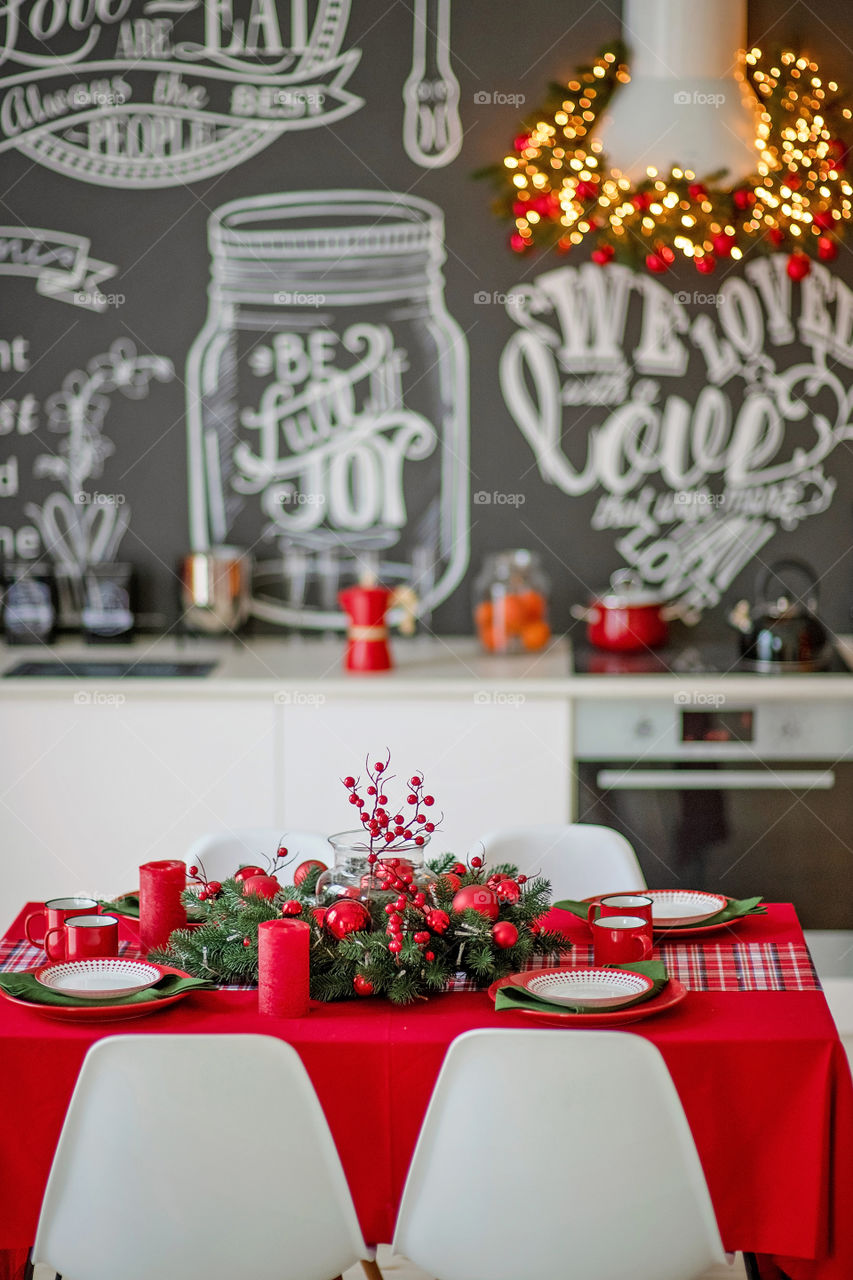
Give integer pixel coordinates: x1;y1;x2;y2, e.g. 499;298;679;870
1;903;851;1280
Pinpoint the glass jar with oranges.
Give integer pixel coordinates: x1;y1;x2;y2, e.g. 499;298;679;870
473;550;551;653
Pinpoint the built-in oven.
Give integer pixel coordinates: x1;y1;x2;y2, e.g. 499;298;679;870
575;696;853;929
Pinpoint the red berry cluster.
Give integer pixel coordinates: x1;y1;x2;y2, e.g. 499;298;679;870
188;860;222;902
342;754;441;859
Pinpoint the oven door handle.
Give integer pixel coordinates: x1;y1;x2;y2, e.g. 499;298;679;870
596;769;836;791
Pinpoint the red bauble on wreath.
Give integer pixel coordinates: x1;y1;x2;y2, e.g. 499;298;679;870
492;921;519;949
293;859;327;886
452;884;499;920
353;974;374;996
234;865;266;883
241;874;280;900
324;899;371;940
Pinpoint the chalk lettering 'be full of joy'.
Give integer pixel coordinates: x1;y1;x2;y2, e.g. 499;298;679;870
0;0;364;187
234;323;437;535
499;256;853;614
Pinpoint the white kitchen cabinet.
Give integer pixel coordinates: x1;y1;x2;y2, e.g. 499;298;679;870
277;695;572;858
0;697;276;922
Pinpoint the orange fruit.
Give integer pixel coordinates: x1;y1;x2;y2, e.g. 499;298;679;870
521;620;551;651
494;592;527;636
518;589;546;622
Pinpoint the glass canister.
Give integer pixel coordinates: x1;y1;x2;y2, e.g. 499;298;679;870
473;550;552;653
186;190;469;631
315;830;436;905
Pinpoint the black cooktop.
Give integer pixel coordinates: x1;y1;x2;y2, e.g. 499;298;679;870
3;660;217;678
571;640;852;675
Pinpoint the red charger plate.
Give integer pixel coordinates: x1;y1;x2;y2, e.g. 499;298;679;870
487;973;687;1026
581;892;745;938
0;964;199;1023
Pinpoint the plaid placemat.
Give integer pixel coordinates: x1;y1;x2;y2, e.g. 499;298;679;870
443;941;822;993
4;937;820;995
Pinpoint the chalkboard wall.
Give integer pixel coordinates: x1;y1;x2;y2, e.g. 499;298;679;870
3;0;853;638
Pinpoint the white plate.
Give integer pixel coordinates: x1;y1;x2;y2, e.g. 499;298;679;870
523;968;654;1010
644;890;728;928
35;959;162;999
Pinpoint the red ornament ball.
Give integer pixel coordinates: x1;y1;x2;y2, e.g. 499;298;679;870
632;191;650;210
494;877;521;904
452;884;499;920
732;187;756;210
687;182;707;200
293;859;327;886
818;236;838;262
234;865;266;883
645;253;668;274
426;908;450;934
281;900;303;916
242;938;251;947
591;244;615;266
711;232;735;258
324;898;370;940
425;951;435;962
206;881;222;896
766;227;786;247
438;873;462;895
575;178;598;201
353;974;374;996
814;210;835;231
451;862;467;875
188;865;198;877
343;775;356;788
492;921;519;949
694;254;716;275
312;907;327;927
786;252;811;280
241;874;280;899
388;939;403;954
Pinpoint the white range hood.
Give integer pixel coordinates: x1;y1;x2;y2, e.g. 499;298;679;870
595;0;761;182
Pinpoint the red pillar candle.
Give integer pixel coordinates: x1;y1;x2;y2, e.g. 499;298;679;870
139;859;187;952
258;919;310;1017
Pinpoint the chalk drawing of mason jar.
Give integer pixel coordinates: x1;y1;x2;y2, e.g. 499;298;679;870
186;190;469;629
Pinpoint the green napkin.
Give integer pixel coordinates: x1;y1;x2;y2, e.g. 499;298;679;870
495;960;667;1015
553;895;766;930
100;894;204;923
0;971;216;1009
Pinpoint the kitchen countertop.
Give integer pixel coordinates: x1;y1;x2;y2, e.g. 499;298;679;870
2;632;853;698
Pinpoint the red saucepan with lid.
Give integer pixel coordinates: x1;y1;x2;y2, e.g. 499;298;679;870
571;570;680;652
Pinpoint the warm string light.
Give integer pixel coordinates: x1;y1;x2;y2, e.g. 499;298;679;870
494;46;852;274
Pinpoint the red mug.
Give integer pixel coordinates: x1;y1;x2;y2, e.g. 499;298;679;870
63;914;120;961
588;894;653;930
592;914;653;966
25;898;100;961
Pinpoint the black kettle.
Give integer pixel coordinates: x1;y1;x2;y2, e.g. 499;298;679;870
728;559;831;670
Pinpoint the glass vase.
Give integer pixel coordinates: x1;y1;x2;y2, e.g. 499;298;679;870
315;830;436;904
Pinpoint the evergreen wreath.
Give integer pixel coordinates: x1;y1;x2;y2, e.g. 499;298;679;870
151;755;570;1004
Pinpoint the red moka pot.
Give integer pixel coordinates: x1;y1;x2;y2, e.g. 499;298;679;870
338;584;417;673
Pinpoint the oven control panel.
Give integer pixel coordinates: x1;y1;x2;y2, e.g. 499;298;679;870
574;699;853;760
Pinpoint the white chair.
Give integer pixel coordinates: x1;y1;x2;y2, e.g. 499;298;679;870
472;822;646;901
393;1029;728;1280
185;827;330;884
32;1035;380;1280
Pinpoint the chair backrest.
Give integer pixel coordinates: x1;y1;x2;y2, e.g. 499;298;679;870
473;822;646;900
393;1029;725;1280
34;1035;368;1280
184;828;330;883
